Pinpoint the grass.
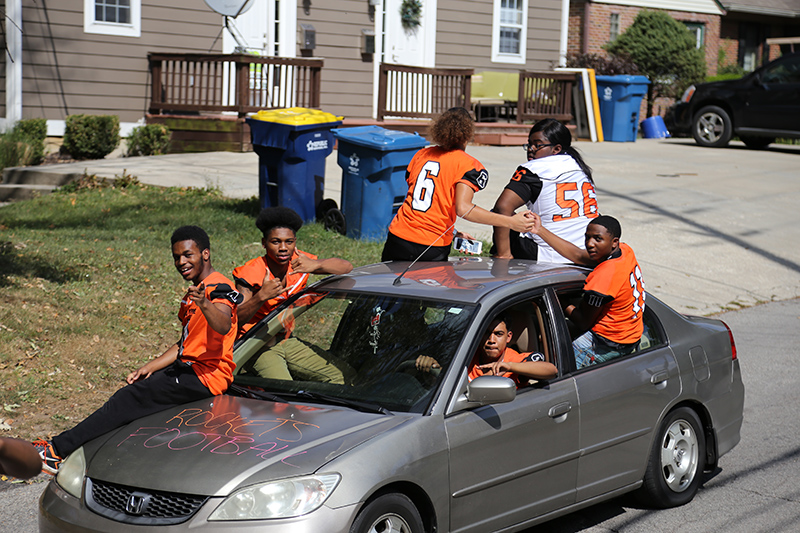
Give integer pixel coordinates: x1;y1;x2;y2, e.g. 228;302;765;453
0;178;393;439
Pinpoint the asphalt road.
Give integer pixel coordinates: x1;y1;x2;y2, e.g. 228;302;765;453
2;298;798;532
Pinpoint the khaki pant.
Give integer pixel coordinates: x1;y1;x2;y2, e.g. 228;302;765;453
253;337;356;384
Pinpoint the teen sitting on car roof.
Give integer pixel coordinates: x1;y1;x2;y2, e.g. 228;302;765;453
530;214;644;368
33;226;243;475
233;206;352;340
415;314;557;386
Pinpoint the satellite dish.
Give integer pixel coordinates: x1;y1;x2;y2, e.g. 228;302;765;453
203;0;255;18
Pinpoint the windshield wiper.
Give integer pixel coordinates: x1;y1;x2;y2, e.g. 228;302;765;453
295;390;393;416
227;383;287;403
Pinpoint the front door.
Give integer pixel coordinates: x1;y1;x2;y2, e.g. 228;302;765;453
382;0;437;67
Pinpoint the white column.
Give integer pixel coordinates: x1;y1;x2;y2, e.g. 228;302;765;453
5;0;23;131
559;0;570;67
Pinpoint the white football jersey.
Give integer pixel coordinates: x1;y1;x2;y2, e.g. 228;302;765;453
505;154;598;263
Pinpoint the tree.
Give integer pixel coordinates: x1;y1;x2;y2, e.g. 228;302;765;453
605;10;705;118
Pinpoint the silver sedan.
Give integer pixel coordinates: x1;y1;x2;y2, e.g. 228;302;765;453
39;258;744;532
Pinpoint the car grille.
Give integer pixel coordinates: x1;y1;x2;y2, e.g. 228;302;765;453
85;477;209;526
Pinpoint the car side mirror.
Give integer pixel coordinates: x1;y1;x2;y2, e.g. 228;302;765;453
452;375;516;412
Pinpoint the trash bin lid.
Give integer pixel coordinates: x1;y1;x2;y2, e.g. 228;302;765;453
332;125;428;151
250;107;343;126
595;75;650;85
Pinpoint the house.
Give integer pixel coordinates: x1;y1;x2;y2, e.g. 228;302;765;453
567;0;726;75
2;0;576;138
717;0;800;71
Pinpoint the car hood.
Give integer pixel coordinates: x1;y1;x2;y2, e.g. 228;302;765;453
84;395;412;496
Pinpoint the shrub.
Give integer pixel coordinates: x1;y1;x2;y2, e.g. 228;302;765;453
62;114;121;160
605;10;706;117
0;118;48;170
126;124;171;157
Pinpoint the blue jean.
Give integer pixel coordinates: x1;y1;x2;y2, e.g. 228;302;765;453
573;331;638;369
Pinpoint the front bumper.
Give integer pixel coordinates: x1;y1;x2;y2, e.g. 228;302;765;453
39;479;359;533
664;102;693;135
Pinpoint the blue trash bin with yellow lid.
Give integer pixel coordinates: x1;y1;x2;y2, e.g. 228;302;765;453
246;107;342;222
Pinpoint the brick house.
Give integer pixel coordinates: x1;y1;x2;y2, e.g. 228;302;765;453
568;0;725;116
718;0;800;71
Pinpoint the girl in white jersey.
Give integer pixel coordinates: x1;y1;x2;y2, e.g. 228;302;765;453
491;119;598;263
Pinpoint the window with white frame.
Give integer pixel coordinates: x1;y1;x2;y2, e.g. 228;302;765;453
492;0;528;64
684;22;705;50
609;13;620;42
85;0;141;37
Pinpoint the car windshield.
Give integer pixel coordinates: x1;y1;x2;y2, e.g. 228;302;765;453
232;290;476;413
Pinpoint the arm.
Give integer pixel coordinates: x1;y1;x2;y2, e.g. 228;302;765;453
478;360;558;380
235;279;286;327
564;298;606;335
492;189;527;258
187;284;234;336
531;214;593;265
291;254;353;275
127;343;179;384
454;183;535;233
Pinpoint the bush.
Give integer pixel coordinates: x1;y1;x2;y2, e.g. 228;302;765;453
126;124;171;157
0;118;48;170
62;114;121;160
605;10;706;116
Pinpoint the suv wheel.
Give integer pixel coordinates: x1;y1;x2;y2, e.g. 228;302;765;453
740;135;775;150
692;106;732;147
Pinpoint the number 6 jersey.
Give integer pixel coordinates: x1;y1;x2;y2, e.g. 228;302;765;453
388;146;488;247
506;154;598;263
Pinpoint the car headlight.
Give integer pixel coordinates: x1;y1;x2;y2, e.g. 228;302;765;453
208;473;341;520
681;85;696;103
55;447;86;499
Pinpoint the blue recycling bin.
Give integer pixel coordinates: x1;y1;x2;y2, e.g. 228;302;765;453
595;75;650;142
246;108;342;222
332;126;428;241
641;115;671;139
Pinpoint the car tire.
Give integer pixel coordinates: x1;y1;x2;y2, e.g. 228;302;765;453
637;407;705;509
350;493;424;533
740;135;775;150
692;106;733;147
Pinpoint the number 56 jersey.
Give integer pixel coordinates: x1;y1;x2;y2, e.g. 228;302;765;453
389;146;488;247
506;154;598;263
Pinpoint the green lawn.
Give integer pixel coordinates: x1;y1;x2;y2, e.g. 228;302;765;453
0;180;386;438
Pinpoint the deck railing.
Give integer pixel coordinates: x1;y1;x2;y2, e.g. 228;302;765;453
377;63;473;121
517;71;577;124
148;53;323;117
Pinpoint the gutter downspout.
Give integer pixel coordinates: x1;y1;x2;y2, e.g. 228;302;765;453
559;0;570;66
5;0;23;131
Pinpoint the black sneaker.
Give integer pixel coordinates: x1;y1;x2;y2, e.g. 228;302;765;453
31;438;62;475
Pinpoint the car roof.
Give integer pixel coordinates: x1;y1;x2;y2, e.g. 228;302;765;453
314;258;590;304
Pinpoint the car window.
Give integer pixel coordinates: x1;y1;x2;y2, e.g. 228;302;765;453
232;290;477;413
471;297;559;388
554;289;665;370
761;56;800;84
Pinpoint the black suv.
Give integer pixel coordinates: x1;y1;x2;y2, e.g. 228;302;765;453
665;52;800;148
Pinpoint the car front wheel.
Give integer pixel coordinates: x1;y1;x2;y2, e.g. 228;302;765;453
692;106;733;147
350;493;424;533
638;407;706;508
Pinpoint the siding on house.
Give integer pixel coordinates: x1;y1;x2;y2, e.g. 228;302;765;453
297;0;375;120
10;1;222;124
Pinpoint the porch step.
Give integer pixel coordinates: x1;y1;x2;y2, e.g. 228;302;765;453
146;114;252;153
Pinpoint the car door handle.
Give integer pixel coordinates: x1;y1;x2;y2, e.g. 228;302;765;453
548;402;572;418
650;371;669;385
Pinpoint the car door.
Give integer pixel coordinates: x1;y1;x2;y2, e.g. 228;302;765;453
445;296;580;533
740;54;800;132
565;304;681;502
